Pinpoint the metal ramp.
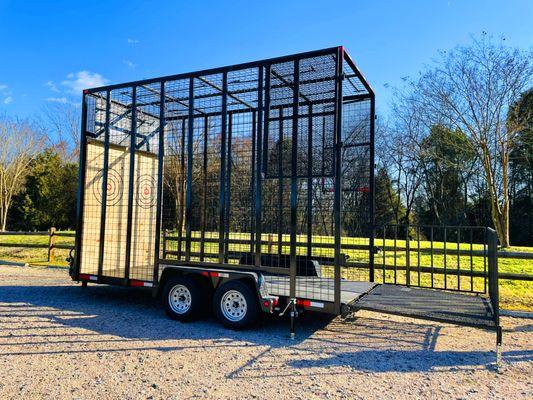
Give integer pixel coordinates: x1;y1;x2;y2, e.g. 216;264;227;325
348;284;497;330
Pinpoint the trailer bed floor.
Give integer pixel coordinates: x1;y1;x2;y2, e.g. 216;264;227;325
351;284;496;329
264;276;376;304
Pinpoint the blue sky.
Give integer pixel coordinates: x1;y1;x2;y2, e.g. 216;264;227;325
0;0;531;121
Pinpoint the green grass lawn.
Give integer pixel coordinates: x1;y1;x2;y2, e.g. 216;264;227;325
0;231;74;267
1;230;531;311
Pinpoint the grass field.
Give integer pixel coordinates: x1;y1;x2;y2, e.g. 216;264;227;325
1;231;531;311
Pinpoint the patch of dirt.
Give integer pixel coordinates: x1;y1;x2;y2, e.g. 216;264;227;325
0;265;531;399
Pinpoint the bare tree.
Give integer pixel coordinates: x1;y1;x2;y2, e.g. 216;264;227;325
42;102;80;161
384;92;426;224
412;36;533;247
0;116;45;231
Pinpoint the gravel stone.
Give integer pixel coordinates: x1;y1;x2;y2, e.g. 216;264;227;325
0;265;531;399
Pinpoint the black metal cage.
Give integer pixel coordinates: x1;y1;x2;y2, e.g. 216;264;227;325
73;47;375;313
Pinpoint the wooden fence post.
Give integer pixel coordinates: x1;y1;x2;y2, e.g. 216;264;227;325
48;227;56;262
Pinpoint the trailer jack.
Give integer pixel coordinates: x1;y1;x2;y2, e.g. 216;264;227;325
279;299;298;339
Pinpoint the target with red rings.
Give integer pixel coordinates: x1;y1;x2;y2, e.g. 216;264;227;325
93;168;123;206
135;174;157;209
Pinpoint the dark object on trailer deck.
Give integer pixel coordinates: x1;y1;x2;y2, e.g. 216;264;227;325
70;46;501;362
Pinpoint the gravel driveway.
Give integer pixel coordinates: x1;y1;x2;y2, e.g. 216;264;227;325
0;265;531;399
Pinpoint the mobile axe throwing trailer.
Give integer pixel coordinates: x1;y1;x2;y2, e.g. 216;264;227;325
71;47;501;356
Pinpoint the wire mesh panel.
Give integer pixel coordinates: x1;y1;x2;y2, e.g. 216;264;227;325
100;88;133;279
79;91;108;276
130;83;160;281
225;67;259;265
190;73;224;263
340;95;372;283
80;85;162;282
162;78;189;261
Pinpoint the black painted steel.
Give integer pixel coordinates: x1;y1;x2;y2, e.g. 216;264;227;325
185;78;194;262
153;81;166;284
218;72;228;264
72;93;88;280
289;59;300;299
369;93;376;282
255;66;265;268
333;48;343;313
97;91;111;281
123;86;137;283
85;47;341;94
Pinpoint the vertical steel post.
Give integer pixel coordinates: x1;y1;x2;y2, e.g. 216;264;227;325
369;93;376;282
333;48;343;313
177;118;186;260
124;86;137;283
306;104;313;258
200;115;208;261
185;78;195;262
218;72;228;263
289;60;300;300
153;81;166;284
224;111;233;263
255;66;266;267
250;111;256;255
73;92;89;280
278;107;284;258
97;90;111;281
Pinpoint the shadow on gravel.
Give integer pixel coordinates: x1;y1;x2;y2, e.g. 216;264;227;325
285;349;533;372
0;283;331;350
1;282;522;375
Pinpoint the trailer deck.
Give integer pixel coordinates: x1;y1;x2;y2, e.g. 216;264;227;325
264;276;375;304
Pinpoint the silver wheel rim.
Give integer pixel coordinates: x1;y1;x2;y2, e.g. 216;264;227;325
221;290;247;322
168;284;192;314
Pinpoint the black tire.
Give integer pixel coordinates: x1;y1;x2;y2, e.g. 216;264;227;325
213;280;259;330
162;275;205;322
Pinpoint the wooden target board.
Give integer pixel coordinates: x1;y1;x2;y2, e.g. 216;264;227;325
80;140;158;281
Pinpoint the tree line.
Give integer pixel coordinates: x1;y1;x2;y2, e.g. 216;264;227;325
375;36;532;246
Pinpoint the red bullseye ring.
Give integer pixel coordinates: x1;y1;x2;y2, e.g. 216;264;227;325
93;168;123;206
136;175;156;209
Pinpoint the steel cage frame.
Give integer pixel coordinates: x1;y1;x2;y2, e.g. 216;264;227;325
73;46;376;314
